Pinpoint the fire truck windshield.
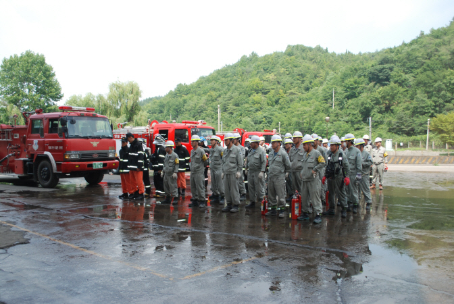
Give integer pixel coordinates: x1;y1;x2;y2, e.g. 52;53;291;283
195;128;216;138
66;117;113;139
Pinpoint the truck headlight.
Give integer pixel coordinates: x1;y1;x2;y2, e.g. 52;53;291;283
108;150;115;158
64;153;80;160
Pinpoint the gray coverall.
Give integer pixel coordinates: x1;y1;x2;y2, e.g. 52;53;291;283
326;149;350;210
163;151;179;198
289;144;305;194
222;145;243;207
372;146;388;186
245;147;266;203
190;147;208;201
236;144;247;195
316;145;327;204
300;148;325;215
359;149;372;204
209;145;225;197
268;147;291;209
345;145;362;206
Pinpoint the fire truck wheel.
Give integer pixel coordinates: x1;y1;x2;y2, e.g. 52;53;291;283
85;171;104;185
37;160;59;188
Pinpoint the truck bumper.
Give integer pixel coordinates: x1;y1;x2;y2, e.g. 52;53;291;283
58;160;119;173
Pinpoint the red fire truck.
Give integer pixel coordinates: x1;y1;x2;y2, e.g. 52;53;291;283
217;128;277;147
0;106;119;188
113;120;216;154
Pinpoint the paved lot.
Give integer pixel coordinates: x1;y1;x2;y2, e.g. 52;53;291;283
1;171;454;303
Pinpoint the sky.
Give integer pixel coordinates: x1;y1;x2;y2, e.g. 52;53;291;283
1;0;454;104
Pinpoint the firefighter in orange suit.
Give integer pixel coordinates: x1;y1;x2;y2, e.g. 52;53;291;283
126;132;145;200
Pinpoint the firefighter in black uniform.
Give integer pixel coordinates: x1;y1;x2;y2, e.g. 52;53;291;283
151;134;166;198
118;137;131;199
138;138;152;197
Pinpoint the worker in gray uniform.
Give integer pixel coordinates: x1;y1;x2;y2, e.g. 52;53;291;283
283;138;294;202
189;135;208;208
233;133;247;201
245;135;266;209
344;133;362;214
207;135;225;204
312;133;327;207
266;135;291;218
322;135;350;218
161;140;179;204
289;131;305;196
371;137;388;190
297;135;325;224
355;138;373;210
222;133;243;213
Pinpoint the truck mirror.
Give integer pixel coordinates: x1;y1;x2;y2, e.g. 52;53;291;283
110;123;113;131
60;117;67;127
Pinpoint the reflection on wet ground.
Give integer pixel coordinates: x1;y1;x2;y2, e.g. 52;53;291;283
0;171;454;302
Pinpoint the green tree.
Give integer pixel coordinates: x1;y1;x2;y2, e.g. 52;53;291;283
431;112;454;145
107;81;141;122
0;50;63;111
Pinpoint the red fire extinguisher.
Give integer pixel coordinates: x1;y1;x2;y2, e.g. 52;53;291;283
290;191;301;220
261;196;268;216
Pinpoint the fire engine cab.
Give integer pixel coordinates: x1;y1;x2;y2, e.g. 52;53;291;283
113;120;216;155
217;128;277;147
0;106;119;188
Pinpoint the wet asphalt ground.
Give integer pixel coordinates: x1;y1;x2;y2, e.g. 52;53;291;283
1;170;454;303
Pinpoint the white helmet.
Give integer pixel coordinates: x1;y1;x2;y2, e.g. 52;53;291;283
244;138;251;143
322;138;328;144
318;136;322;141
165;140;175;147
363;134;370;140
340;137;346;142
250;135;260;143
303;134;314;144
210;135;221;142
355;138;365;146
271;135;282;142
191;135;201;141
284;133;292;139
329;135;341;145
233;132;241;139
375;137;382;143
311;133;318;140
259;136;265;141
224;133;235;140
293;131;303;138
284;138;293;145
344;133;355;141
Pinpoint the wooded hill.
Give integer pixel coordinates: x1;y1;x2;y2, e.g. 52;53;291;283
141;19;454;141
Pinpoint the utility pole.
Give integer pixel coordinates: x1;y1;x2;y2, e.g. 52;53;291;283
426;119;430;150
279;122;281;134
332;88;335;109
218;105;220;132
369;117;372;140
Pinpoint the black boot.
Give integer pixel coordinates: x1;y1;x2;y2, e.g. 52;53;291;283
134;193;144;200
222;205;232;212
240;194;246;201
219;196;225;205
162;196;171;204
199;200;206;208
313;214;322;224
209;194;217;200
341;208;347;218
322;209;335;215
297;212;309;221
210;195;220;203
189;200;199;207
366;203;371;211
347;203;352;212
181;189;186;196
245;201;255;209
118;193;128;199
352;204;358;214
230;205;239;213
266;208;277;216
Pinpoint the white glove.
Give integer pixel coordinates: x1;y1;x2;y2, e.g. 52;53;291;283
221;173;224;179
172;173;177;179
258;172;264;180
285;172;289;179
236;171;241;179
160;171;164;178
245;169;248;176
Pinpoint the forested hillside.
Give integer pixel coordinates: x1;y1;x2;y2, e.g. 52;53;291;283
142;20;454;140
